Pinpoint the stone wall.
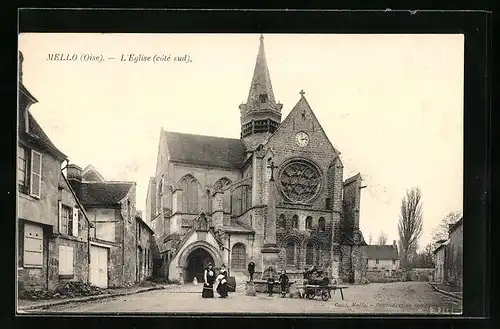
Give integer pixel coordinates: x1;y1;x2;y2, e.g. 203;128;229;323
447;223;463;288
136;219;155;281
18;159;91;291
120;185;137;285
17;221;50;290
265;97;342;212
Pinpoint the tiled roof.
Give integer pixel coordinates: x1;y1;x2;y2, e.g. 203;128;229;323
365;245;399;260
449;217;463;234
433;240;450;254
164;131;247;169
69;180;134;206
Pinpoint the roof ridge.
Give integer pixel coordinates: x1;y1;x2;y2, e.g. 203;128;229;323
82;180;135;185
165;130;241;141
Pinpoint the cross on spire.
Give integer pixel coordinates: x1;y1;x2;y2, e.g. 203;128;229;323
267;160;278;182
299;89;305;97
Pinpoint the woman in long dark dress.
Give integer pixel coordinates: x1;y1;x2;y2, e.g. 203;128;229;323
202;263;216;298
215;267;229;298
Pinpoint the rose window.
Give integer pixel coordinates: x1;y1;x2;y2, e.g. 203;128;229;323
279;160;321;203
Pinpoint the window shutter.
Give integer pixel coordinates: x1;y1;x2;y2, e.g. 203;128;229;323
30;150;42;198
67;246;74;275
59;245;74;275
58;245;66;274
58;201;63;234
72;208;79;237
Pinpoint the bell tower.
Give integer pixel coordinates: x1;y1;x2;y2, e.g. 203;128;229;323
239;35;283;149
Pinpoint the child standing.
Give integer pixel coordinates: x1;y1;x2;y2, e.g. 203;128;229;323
266;275;275;297
279;270;289;298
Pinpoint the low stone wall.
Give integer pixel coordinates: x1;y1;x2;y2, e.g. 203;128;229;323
366;269;400;283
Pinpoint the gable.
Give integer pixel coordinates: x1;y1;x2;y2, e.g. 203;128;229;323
82;165;105;182
155;128;169;177
267;96;339;161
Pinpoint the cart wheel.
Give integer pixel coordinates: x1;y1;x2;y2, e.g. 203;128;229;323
307;293;315;299
321;290;329;301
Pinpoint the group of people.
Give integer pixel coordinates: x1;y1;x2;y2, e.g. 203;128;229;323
201;263;229;298
201;260;320;299
248;259;290;298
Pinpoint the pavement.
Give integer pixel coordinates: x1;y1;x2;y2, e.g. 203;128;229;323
18;281;463;314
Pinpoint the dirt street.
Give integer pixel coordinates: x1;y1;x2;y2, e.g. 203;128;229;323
25;281;462;314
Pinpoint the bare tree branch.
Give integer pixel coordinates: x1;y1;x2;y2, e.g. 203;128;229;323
377;231;388;245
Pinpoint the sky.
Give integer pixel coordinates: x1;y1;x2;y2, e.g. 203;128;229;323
18;33;464;250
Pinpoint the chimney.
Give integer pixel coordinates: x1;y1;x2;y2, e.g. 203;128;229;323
67;164;83;182
393;240;397;248
19;51;24;82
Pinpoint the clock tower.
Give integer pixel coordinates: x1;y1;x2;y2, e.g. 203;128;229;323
239;35;283;150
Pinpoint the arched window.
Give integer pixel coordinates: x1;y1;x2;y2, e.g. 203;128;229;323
231;243;246;269
207;190;212;214
179;175;199;214
278;214;286;229
285;241;296;267
213;177;232;190
318;217;326;232
305;216;313;230
231;185;252;216
305;242;316;266
292;215;299;229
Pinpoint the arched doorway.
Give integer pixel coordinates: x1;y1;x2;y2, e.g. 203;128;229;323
186;248;214;283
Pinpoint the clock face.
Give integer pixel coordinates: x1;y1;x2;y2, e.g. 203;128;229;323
295;131;309;147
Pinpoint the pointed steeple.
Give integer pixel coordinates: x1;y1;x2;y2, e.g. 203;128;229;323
240;35;283;144
243;34;280;113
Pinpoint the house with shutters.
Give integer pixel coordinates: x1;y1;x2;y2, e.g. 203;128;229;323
17;51;92;291
66;164;154;288
365;241;400;280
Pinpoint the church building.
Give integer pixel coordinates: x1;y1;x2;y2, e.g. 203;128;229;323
145;35;367;285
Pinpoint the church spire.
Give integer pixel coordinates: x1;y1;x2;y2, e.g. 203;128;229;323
240;34;283;143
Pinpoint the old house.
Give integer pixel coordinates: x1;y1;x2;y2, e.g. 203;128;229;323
365;241;400;281
135;213;155;282
433;217;463;288
447;217;463;287
67;164;139;288
145;35;367;285
17;51;91;291
433;239;449;284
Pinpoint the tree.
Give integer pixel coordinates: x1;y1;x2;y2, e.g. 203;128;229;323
431;211;462;249
377;231;388;245
398;188;424;270
368;233;373;245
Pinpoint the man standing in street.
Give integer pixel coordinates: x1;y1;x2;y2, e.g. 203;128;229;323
247;259;256;281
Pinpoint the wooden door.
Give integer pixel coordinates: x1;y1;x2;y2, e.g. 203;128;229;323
90;245;108;288
98;247;108;288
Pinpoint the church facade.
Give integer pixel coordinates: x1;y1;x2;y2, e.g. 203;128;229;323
145;35;367;285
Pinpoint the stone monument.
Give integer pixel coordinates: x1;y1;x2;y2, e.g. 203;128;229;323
260;160;280;273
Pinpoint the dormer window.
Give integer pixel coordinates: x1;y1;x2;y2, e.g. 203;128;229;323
259;94;268;103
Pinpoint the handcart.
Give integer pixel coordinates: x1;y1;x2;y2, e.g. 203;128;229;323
302;284;348;301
